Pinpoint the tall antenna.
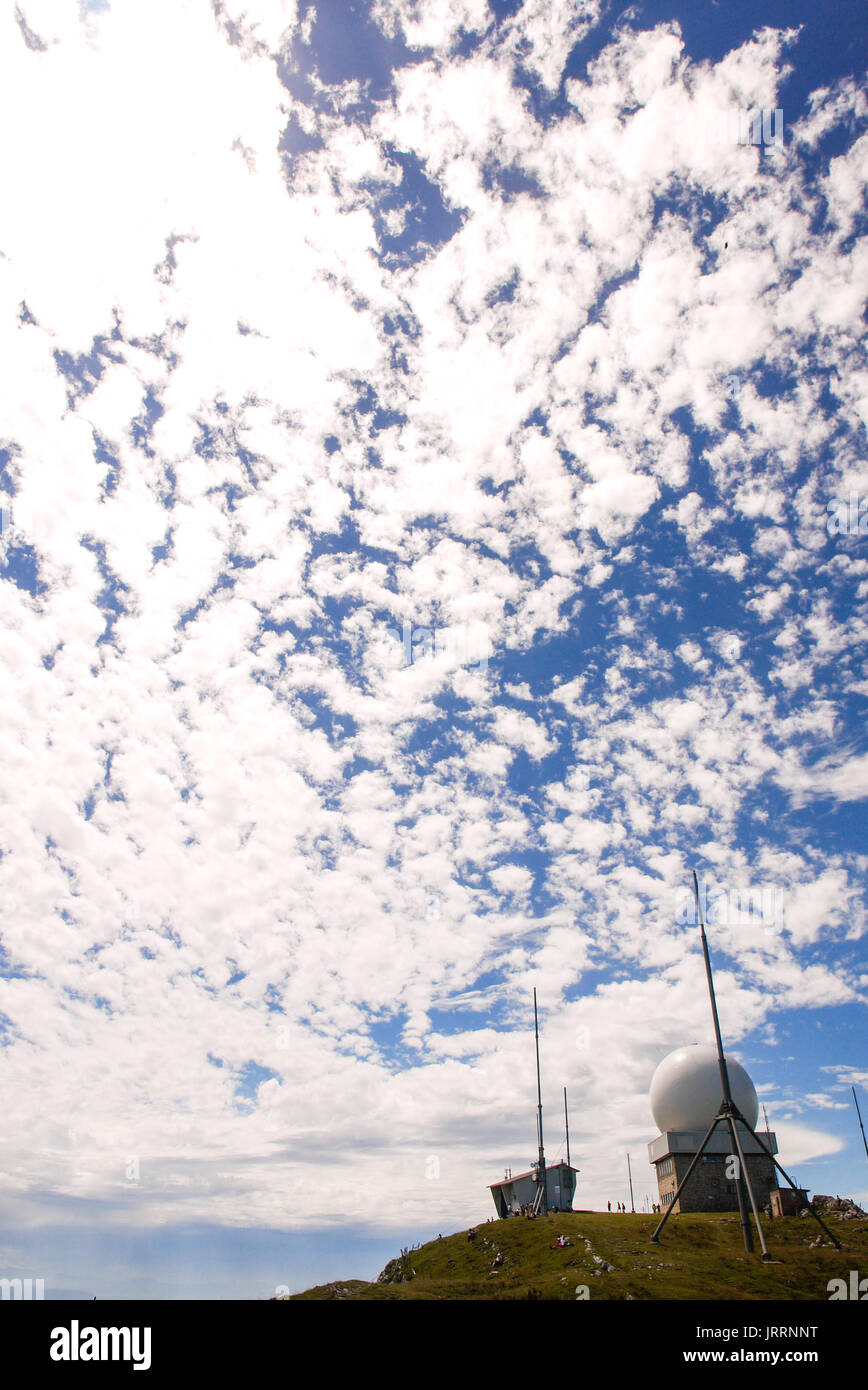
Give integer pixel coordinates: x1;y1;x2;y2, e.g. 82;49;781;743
533;988;547;1215
627;1153;635;1213
696;869;762;1256
564;1086;571;1168
854;1086;868;1161
651;870;841;1257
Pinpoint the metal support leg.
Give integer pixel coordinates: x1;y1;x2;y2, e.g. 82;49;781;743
650;1115;722;1243
727;1114;769;1260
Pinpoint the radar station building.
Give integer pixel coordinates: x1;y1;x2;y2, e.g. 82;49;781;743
648;1046;779;1215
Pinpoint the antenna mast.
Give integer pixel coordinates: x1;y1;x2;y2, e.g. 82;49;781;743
533;988;547;1215
564;1086;571;1168
854;1086;868;1161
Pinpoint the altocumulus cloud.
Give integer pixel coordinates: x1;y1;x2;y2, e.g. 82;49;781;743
0;0;866;1257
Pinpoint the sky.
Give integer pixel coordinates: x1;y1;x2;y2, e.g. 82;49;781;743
0;0;866;1300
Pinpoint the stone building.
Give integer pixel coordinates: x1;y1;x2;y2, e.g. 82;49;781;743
647;1044;780;1215
650;1124;778;1213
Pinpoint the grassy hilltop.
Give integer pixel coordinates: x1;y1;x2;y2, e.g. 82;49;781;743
285;1209;867;1301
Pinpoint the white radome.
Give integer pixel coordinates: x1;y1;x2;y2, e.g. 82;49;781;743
650;1044;759;1133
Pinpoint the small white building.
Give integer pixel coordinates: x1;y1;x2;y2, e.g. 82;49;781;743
489;1161;578;1217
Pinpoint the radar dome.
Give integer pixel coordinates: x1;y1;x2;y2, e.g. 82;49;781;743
650;1045;759;1133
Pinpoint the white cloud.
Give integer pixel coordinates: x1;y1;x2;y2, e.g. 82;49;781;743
0;6;865;1244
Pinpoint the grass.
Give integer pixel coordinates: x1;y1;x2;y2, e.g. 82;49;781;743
286;1210;868;1300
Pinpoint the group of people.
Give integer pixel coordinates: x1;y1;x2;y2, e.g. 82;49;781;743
607;1199;663;1213
466;1228;504;1270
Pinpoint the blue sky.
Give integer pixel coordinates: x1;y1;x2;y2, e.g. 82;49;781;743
0;0;866;1298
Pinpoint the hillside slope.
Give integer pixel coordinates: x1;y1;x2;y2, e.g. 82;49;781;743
285;1208;867;1301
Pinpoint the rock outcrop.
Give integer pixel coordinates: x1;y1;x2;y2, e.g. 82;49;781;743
810;1195;865;1220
